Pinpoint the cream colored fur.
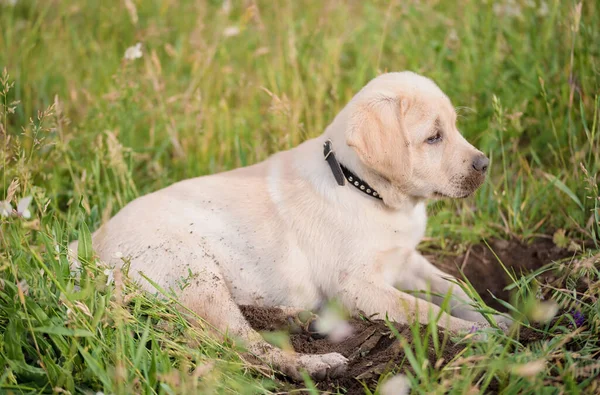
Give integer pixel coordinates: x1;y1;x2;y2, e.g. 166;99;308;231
70;71;509;381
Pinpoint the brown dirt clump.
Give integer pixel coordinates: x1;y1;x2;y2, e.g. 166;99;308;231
241;238;570;393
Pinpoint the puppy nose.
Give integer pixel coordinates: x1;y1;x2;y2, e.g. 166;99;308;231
472;155;489;173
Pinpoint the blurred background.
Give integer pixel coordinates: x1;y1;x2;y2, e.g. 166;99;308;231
2;0;598;246
1;0;598;245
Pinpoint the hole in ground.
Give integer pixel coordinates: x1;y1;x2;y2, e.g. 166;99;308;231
241;238;572;393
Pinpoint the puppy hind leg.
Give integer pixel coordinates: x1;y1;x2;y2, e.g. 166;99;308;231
173;271;347;381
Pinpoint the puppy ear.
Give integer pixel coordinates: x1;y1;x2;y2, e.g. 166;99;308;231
346;99;412;184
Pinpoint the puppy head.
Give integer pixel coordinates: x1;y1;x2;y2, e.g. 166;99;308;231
345;72;488;204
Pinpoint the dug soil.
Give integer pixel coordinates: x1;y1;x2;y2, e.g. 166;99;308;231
426;237;572;311
241;238;571;394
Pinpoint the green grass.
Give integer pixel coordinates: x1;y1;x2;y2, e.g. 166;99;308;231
1;0;599;393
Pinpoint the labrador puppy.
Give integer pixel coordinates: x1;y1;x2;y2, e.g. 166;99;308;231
70;72;508;381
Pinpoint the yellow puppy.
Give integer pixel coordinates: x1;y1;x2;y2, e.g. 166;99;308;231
71;72;507;380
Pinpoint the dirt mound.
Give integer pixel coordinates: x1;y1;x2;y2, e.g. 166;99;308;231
242;306;462;393
242;238;569;393
429;238;572;311
292;319;462;393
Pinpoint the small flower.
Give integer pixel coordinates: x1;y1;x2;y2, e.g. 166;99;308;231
0;200;12;217
114;251;123;259
16;195;32;218
104;268;114;286
569;310;585;327
124;42;143;60
469;325;478;334
223;26;240;37
380;374;411;395
314;304;353;343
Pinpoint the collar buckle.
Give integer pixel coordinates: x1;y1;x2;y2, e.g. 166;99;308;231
323;139;382;200
323;139;346;186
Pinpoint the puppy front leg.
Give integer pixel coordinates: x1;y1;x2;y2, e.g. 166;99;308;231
338;276;486;334
399;252;511;327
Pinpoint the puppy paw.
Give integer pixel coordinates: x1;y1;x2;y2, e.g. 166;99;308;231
297;352;348;381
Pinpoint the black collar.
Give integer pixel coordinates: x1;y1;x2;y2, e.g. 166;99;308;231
323;139;382;200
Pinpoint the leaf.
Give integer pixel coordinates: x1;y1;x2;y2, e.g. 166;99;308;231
33;326;94;337
77;345;112;389
77;222;94;263
6;359;46;380
543;173;584;210
5;318;26;362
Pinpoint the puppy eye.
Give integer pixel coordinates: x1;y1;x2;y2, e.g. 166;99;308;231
426;132;442;144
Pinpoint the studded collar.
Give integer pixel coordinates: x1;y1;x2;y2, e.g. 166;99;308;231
323;139;382;201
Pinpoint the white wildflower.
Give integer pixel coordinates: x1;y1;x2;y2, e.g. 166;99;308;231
104;268;114;286
124;42;143;60
380;374;411;395
114;251;123;259
315;304;353;343
223;26;240;37
16;195;32;218
0;200;12;217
